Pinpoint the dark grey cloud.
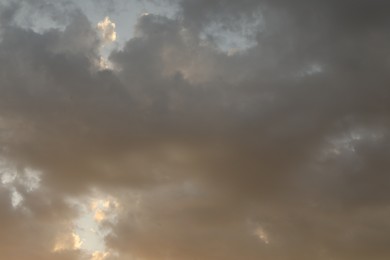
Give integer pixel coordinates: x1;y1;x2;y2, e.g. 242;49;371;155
0;0;390;259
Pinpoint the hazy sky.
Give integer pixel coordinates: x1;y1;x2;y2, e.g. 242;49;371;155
1;0;390;259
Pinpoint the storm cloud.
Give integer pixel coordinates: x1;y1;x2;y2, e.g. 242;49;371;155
0;0;390;259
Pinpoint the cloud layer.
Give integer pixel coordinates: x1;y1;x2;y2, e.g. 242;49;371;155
1;0;390;259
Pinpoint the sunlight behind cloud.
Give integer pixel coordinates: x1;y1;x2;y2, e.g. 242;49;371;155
97;16;117;43
254;226;270;245
53;233;83;252
91;251;110;260
63;193;121;258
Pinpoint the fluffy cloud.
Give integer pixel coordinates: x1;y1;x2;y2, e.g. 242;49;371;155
97;17;116;43
0;0;390;259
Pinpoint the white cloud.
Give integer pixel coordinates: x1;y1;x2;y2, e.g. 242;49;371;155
97;16;117;43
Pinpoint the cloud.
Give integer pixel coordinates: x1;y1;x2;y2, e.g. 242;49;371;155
97;16;116;43
0;0;390;259
53;233;83;252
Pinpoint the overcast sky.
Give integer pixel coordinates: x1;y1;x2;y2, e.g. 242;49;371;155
1;0;390;259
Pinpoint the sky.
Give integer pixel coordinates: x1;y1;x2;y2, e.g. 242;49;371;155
0;0;390;259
